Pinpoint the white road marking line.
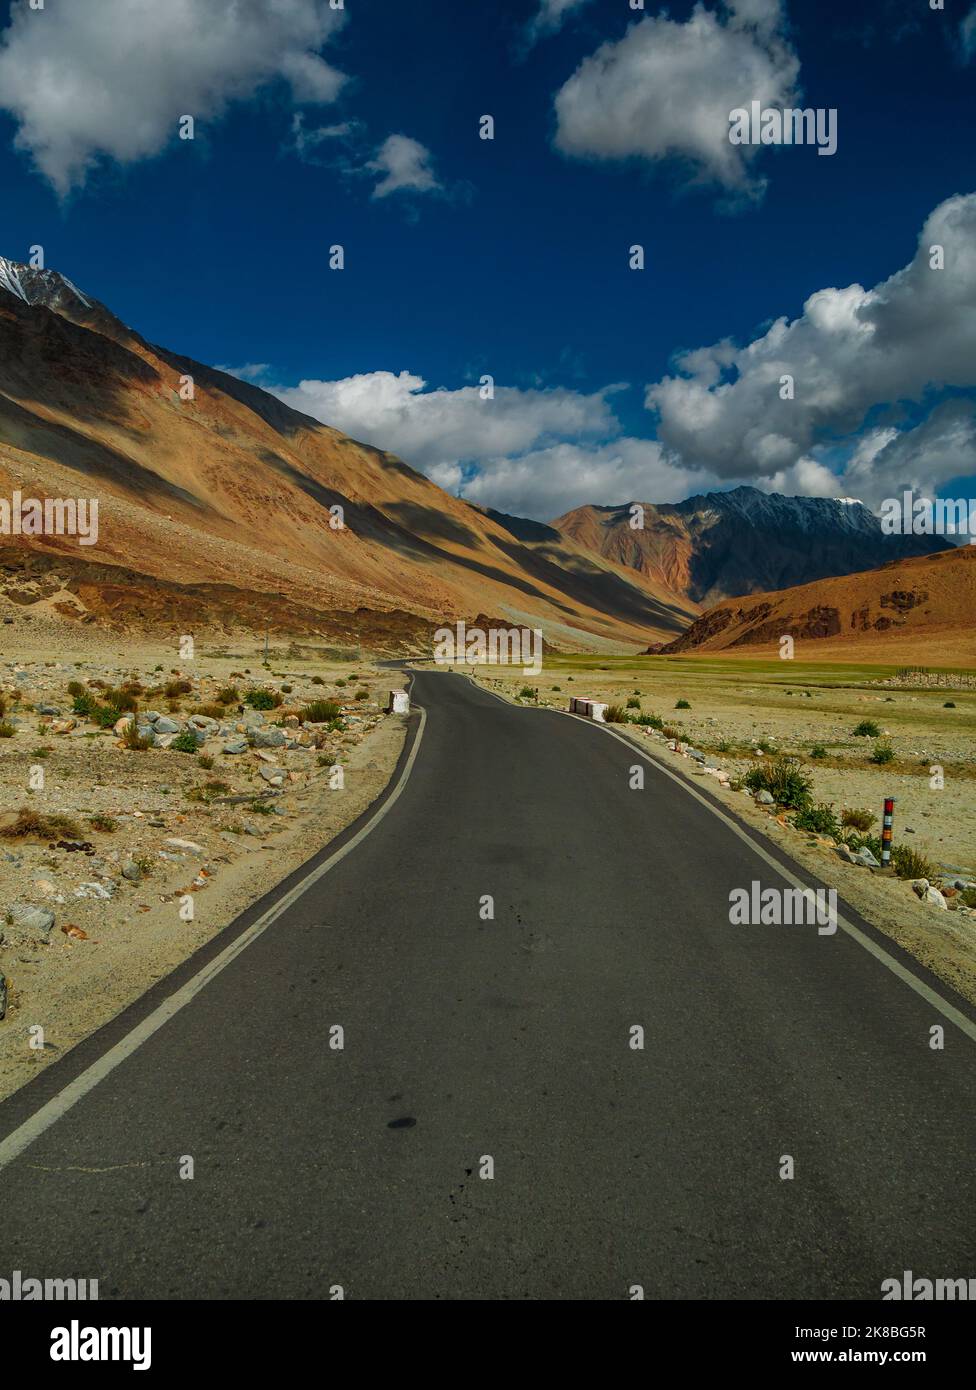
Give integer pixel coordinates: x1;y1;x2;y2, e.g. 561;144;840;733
459;671;976;1045
0;706;427;1174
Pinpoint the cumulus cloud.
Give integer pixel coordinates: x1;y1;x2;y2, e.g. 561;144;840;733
365;135;442;200
0;0;346;193
553;0;799;200
271;369;716;519
455;439;718;522
646;194;976;492
276;370;617;465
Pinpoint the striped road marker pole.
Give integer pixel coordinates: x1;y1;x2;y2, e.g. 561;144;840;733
881;797;895;868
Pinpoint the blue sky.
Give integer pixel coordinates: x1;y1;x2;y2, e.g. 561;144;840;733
0;0;974;519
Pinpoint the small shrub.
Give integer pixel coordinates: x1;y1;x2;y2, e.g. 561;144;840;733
961;888;976;909
626;697;641;710
793;802;841;837
244;688;281;710
281;684;293;694
675;698;691;710
171;730;199;754
852;719;881;738
944;701;956;709
216;686;239;705
551;685;561;692
518;686;536;701
842;807;877;832
123;720;152;751
192;703;225;719
1;808;82;839
198;754;215;770
604;704;628;723
892;846;937;880
810;743;828;759
870;740;895;765
103;687;138;711
302;699;342;723
355;688;369;701
662;724;681;739
844;831;883;858
744;755;812;811
0;721;15;738
164;679;193;698
249;800;274;815
89;814;117;833
336;678;347;688
66;680;86;698
72;692;97;717
92;703;123;729
311;676;324;686
31;746;52;759
133;855;153;878
756;738;777;755
635;713;664;730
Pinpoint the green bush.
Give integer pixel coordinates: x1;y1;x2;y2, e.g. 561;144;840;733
0;720;14;738
171;730;199;754
852;719;881;737
870;741;895;764
164;679;193;698
944;701;956;709
626;697;641;709
675;698;691;710
843;831;883;859
216;686;239;705
744;755;813;811
604;704;628;723
810;743;828;759
892;845;937;880
961;888;976;909
635;713;664;730
302;699;342;723
92;703;123;729
72;692;97;716
244;688;281;710
66;680;86;698
311;676;324;686
793;802;841;837
842;807;877;832
355;689;369;701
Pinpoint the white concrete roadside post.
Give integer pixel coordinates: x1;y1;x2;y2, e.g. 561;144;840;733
387;690;410;714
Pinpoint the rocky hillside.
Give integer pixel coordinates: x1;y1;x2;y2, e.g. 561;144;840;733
0;258;696;651
656;545;976;663
554;488;949;607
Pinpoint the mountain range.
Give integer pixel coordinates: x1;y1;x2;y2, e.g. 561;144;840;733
554;492;947;607
0;256;963;655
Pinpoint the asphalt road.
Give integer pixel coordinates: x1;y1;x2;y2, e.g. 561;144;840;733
0;669;973;1300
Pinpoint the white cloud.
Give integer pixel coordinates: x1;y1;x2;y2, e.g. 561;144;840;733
0;0;346;193
553;0;799;200
456;440;718;522
526;0;593;45
275;370;617;465
272;369;718;519
365;134;442;200
646;194;976;489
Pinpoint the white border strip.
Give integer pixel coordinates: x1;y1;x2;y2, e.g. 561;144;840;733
462;671;976;1045
0;706;427;1173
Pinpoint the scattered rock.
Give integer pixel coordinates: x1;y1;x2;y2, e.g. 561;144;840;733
122;861;142;882
755;790;775;805
5;903;56;942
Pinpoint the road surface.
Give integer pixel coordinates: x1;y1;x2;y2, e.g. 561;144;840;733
0;670;973;1299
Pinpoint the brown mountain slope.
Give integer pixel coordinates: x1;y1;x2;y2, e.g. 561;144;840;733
555;491;947;606
0;263;697;648
658;546;976;665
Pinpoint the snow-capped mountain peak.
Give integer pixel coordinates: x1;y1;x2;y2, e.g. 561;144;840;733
0;255;93;313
